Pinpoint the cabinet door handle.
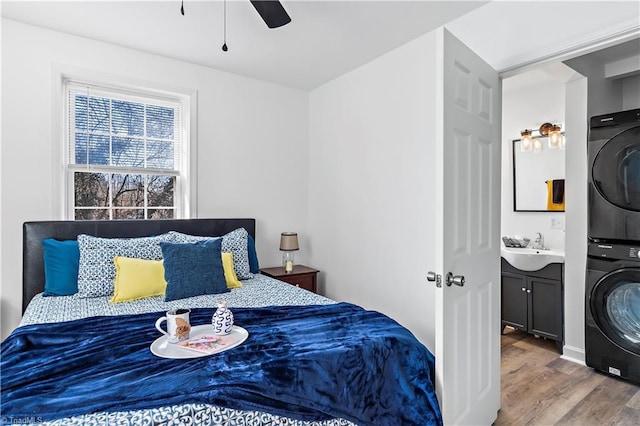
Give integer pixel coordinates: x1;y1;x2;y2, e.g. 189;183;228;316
526;289;531;293
521;287;526;292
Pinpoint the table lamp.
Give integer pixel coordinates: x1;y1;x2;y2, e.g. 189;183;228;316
279;232;299;273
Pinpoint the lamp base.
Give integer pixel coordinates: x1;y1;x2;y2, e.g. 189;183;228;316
282;251;295;273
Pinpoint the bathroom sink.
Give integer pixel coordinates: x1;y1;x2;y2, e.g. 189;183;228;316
501;247;565;271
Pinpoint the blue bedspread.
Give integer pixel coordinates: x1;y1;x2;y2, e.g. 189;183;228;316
1;302;442;425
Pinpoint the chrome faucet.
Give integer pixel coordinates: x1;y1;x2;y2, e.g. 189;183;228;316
532;232;546;250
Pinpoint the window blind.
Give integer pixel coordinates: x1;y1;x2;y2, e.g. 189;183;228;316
65;81;183;174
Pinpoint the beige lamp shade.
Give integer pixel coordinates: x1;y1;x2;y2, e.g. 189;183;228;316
279;232;299;251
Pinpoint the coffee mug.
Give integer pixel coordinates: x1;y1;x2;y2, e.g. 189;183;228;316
155;308;191;343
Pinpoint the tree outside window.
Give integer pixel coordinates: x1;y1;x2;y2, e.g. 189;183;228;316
66;82;187;220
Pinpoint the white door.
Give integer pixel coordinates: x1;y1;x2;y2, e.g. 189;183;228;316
433;28;501;425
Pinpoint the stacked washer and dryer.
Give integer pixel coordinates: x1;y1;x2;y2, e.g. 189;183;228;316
586;108;640;384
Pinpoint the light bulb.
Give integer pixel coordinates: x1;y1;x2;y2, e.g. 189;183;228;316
533;138;542;153
548;125;562;149
520;130;532;152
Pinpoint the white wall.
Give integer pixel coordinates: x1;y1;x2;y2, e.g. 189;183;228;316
563;75;588;363
308;32;438;348
501;78;569;251
0;19;309;338
564;54;625;118
622;75;640;110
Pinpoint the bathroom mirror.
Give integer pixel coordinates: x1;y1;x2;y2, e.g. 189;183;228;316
513;139;565;212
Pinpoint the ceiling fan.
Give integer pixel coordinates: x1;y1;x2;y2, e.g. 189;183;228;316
249;0;291;29
181;0;291;51
180;0;291;29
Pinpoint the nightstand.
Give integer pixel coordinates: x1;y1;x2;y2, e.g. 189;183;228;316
260;265;319;293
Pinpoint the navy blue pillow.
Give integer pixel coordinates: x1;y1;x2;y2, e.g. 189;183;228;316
160;239;229;302
247;235;260;274
42;239;80;296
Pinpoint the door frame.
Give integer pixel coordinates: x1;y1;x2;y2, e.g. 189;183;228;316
496;27;639;80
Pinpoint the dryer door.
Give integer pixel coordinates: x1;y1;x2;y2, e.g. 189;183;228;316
592;125;640;212
590;268;640;355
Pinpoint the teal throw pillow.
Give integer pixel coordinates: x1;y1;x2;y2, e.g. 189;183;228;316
248;234;260;273
42;239;80;296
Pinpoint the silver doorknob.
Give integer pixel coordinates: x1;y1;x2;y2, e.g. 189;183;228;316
427;271;442;288
446;272;465;287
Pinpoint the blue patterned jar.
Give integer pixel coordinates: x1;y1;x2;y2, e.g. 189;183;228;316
212;301;234;335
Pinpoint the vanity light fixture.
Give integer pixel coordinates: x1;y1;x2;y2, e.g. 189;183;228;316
518;122;564;153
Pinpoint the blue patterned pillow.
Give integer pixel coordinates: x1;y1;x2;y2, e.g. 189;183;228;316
160;239;229;301
169;228;253;279
77;233;174;298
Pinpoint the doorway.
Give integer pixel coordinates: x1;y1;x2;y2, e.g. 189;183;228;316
500;39;640;364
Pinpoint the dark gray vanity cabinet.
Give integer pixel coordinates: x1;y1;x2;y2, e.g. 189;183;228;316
501;258;564;353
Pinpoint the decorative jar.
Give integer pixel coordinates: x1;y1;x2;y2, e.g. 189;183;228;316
212;301;234;335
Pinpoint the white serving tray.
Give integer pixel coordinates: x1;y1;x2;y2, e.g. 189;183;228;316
150;324;248;359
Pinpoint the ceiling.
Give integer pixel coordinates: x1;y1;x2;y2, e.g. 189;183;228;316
0;0;487;90
446;1;640;73
2;1;639;91
448;1;640;93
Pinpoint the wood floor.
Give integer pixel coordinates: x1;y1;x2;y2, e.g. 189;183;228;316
495;328;640;426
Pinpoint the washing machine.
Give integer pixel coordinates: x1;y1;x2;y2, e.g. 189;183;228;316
586;242;640;384
588;108;640;242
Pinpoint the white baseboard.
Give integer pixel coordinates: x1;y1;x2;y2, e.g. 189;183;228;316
561;345;586;365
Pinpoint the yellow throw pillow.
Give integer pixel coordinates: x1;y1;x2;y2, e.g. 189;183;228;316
222;252;242;289
111;256;167;303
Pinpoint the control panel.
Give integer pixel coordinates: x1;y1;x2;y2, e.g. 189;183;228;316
590;108;640;128
588;242;640;261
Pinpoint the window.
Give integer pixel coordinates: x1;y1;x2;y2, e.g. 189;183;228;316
64;80;190;219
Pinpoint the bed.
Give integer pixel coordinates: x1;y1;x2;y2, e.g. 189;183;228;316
1;218;442;426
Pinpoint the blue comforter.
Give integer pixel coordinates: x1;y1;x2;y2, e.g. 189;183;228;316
1;302;442;425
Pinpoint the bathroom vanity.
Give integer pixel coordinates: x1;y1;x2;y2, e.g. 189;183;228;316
501;258;564;353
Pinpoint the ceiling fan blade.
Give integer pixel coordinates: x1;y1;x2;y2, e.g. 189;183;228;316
250;0;291;29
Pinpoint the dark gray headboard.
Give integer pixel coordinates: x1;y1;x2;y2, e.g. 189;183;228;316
23;218;255;313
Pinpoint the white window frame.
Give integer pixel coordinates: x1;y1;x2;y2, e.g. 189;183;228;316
53;66;197;220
